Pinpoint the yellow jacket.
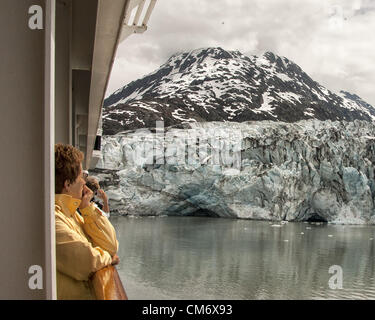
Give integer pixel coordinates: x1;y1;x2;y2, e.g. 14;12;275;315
55;194;119;300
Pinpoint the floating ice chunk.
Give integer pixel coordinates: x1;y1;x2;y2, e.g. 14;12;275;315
328;234;333;237
271;224;282;227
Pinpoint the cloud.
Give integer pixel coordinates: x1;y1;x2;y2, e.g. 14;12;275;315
106;0;375;106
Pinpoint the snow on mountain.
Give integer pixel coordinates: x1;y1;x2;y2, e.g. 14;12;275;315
103;47;375;135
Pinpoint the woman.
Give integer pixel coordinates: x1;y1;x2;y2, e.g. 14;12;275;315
55;143;119;300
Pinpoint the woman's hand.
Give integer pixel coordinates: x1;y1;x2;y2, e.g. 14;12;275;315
97;189;108;201
111;254;120;265
97;189;110;214
79;185;93;210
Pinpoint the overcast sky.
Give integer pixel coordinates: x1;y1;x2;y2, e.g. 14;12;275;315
106;0;375;106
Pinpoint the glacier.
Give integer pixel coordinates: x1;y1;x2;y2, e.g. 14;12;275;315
94;119;375;224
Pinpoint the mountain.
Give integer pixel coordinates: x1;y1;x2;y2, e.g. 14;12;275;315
103;47;375;135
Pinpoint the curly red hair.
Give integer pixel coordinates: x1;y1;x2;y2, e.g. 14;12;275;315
55;143;84;193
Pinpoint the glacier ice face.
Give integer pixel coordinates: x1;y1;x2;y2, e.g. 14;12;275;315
94;120;375;224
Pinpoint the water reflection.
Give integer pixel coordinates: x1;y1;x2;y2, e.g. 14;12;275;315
110;216;375;299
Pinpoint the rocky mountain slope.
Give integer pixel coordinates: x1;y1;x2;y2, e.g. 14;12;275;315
103;47;375;134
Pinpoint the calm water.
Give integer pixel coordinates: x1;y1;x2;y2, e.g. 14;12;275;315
110;216;375;300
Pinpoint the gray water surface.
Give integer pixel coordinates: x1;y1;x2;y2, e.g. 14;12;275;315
110;216;375;300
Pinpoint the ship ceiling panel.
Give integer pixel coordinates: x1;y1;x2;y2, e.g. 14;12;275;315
72;70;90;115
84;0;129;169
71;0;98;70
55;0;72;145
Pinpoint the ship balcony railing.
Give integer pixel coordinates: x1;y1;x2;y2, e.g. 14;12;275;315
91;265;128;300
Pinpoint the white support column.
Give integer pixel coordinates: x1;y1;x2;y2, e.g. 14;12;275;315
44;0;56;300
142;0;156;26
119;0;157;43
132;0;145;26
